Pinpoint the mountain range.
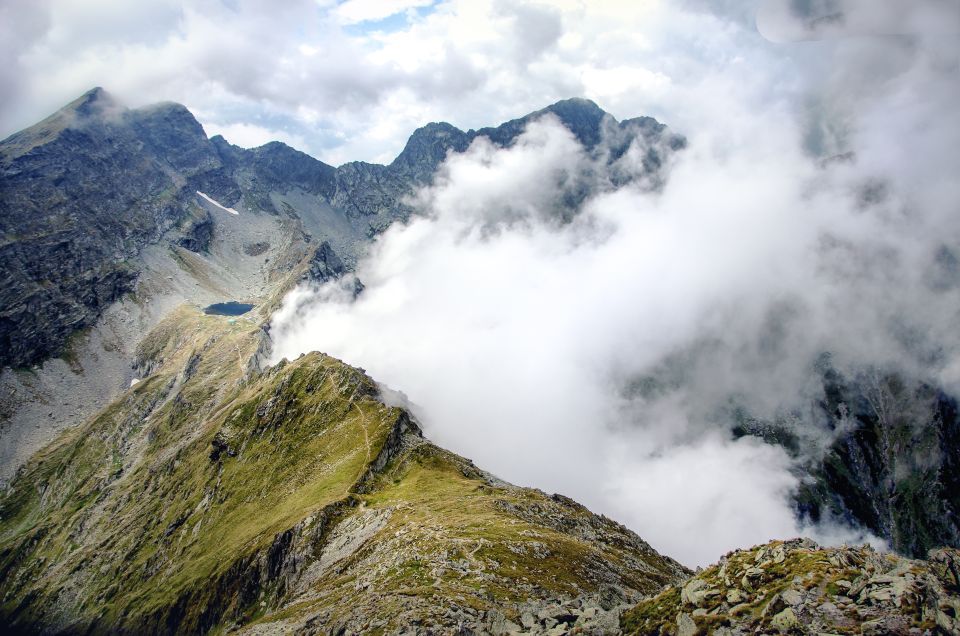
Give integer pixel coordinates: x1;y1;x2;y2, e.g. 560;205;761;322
0;89;958;634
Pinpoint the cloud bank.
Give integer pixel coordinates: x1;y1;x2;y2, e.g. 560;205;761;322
268;2;960;565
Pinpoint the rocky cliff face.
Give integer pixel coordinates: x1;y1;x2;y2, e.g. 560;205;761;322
732;358;960;559
0;308;688;634
797;368;960;559
0;88;204;368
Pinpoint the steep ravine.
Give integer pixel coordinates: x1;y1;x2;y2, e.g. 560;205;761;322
731;357;960;559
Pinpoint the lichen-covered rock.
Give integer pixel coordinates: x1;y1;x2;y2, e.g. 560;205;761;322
622;538;960;635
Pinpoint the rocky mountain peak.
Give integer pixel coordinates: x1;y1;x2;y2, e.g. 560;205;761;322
130;100;205;131
540;96;608;142
126;102;219;176
473;96;614;150
246;140;337;196
0;89;232;368
386;97;681;191
63;85;117;118
0;87;121;163
389;121;472;182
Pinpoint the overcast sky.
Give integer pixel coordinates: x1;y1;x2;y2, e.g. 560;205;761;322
4;0;955;164
0;0;858;165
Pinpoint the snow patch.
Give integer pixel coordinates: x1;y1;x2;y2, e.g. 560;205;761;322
196;191;239;215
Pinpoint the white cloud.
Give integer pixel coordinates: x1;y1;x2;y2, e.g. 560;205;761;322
605;435;801;566
758;0;960;42
201;121;308;151
0;0;778;164
267;2;959;566
579;65;671;103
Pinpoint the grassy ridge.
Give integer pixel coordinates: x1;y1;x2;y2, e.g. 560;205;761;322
1;306;688;634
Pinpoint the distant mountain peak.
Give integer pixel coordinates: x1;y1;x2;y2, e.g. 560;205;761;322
62;85;119;118
389;97;626;180
1;87;121;158
544;96;604;113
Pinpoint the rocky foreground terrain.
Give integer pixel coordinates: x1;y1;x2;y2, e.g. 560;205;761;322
622;539;960;635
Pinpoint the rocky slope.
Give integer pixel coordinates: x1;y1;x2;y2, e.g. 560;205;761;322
0;160;316;485
621;538;960;635
0;307;688;634
0;87;350;372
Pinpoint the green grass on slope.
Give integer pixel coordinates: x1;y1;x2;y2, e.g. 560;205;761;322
0;306;402;631
243;442;685;631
